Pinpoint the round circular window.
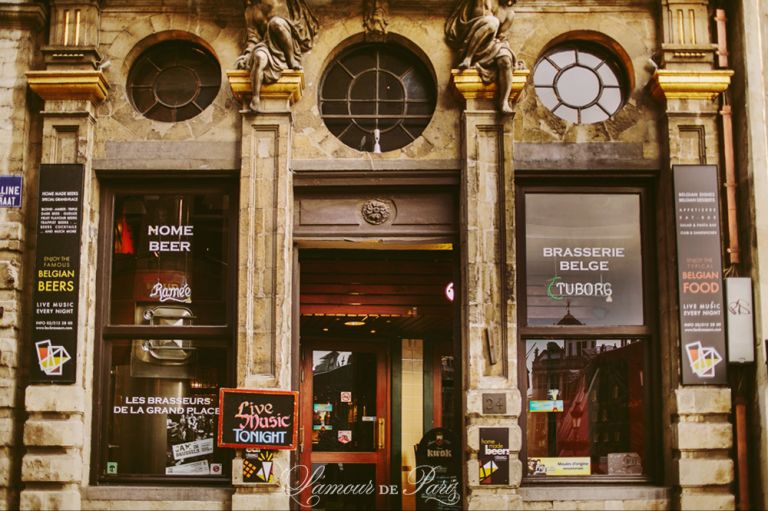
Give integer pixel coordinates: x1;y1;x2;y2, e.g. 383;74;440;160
127;40;221;122
533;45;627;124
319;43;436;153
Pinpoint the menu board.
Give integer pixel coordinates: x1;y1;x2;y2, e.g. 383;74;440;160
673;165;727;384
217;388;298;450
30;164;84;383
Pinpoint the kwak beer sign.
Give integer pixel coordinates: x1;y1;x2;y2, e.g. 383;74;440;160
30;165;84;383
673;165;727;384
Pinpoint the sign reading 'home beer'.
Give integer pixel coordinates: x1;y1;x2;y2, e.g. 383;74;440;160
217;388;298;450
30;164;84;384
673;165;727;384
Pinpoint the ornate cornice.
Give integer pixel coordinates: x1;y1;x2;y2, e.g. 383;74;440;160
227;70;304;106
450;68;530;106
27;70;109;102
0;4;47;30
651;69;734;102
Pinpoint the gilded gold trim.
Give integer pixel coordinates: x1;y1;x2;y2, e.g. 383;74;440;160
450;68;530;105
226;69;304;105
27;70;108;102
651;69;733;102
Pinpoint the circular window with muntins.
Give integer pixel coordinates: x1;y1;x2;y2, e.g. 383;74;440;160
319;43;436;153
127;40;221;122
533;44;627;124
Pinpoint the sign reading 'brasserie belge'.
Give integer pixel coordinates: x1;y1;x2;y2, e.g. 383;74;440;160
217;388;298;450
673;165;727;385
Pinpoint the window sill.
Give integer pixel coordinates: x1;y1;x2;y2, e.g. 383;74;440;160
521;485;671;502
84;486;233;502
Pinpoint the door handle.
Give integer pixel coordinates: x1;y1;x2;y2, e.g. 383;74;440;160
377;418;385;450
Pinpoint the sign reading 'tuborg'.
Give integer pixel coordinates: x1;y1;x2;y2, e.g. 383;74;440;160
217;388;298;450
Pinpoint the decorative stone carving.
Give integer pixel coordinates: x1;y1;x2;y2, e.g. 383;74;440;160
361;200;393;225
236;0;318;112
445;0;524;113
364;0;388;40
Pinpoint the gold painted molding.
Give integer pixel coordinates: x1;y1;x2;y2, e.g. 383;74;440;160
27;70;109;102
226;69;304;105
651;69;734;102
450;68;530;105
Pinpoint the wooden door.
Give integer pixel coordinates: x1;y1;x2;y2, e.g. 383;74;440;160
298;339;390;510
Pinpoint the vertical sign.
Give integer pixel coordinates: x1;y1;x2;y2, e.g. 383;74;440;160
673;165;727;384
30;164;84;383
478;428;509;485
725;277;755;363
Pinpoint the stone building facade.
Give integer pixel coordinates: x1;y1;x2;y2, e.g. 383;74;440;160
0;0;763;510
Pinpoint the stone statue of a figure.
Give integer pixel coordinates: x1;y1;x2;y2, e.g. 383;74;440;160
445;0;520;113
236;0;319;111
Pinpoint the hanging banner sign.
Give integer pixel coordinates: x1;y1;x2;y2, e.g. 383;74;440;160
0;176;22;208
30;164;84;383
673;165;727;384
217;388;298;450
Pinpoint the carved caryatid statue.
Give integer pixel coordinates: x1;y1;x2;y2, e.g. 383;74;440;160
236;0;319;111
445;0;520;113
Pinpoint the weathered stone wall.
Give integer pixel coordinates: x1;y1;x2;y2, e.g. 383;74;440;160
0;2;46;510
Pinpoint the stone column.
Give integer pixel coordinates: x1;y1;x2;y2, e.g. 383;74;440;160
0;3;46;510
21;1;106;509
227;71;300;510
653;2;735;509
451;69;527;511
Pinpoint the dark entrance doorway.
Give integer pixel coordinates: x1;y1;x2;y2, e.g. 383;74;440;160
296;249;459;510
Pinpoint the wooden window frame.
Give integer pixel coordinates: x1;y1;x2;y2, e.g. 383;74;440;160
515;174;662;484
91;176;238;485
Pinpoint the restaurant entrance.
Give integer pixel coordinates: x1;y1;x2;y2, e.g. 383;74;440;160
295;249;459;510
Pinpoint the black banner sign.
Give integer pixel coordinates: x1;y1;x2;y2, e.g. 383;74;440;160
673;165;727;384
217;388;298;450
30;164;84;383
478;427;509;485
414;428;462;510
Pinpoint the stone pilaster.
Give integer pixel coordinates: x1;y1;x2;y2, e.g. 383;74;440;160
230;73;298;509
21;36;108;511
0;3;47;509
452;70;526;510
652;4;736;508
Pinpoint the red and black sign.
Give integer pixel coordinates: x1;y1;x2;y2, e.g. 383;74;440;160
30;164;84;384
673;165;727;385
217;388;298;450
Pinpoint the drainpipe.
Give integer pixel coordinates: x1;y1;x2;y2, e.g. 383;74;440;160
715;8;750;511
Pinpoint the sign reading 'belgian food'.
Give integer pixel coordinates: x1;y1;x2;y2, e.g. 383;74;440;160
217;388;298;450
30;164;85;383
673;165;727;384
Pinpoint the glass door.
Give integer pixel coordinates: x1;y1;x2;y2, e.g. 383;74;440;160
299;339;390;510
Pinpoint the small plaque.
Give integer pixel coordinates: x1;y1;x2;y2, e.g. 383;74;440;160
482;393;506;414
607;452;642;475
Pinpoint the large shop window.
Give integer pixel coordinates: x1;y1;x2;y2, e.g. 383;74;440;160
95;179;236;483
518;184;657;482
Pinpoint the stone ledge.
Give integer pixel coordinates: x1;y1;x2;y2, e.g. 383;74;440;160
227;69;304;105
521;486;671;502
0;4;47;30
25;385;85;414
451;68;530;105
651;69;733;102
84;486;233;502
27;70;109;102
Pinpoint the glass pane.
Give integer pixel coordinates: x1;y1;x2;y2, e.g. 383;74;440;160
351;70;377;100
552;104;578;123
312;350;377;452
596;63;620;87
308;463;376;509
556;66;600;108
549;50;576;68
535;86;559;110
379;72;404;102
533;60;557;87
580;104;609;124
525;339;647;477
598;87;622;115
577;51;602;69
525;193;644;326
110;191;231;325
105;340;228;478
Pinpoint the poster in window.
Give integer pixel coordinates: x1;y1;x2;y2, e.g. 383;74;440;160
30;164;84;383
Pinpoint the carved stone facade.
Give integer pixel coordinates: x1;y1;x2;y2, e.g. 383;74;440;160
0;1;764;510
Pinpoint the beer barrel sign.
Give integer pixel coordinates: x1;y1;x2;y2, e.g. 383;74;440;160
217;388;298;450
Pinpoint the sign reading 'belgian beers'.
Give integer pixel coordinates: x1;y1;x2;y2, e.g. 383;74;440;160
673;165;727;384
